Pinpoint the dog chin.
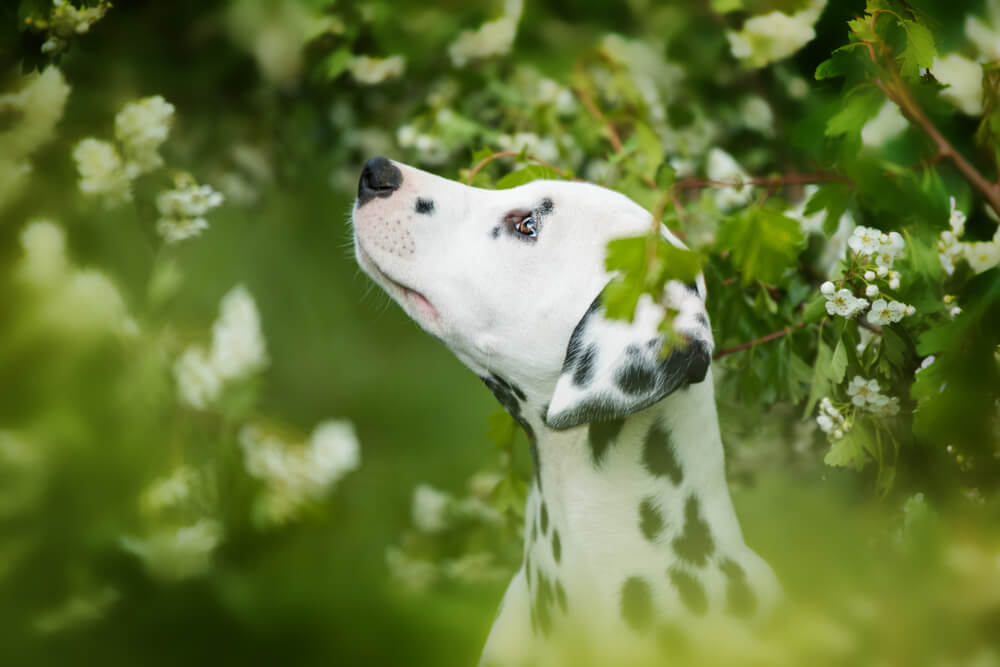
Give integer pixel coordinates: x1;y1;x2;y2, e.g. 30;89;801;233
354;239;441;329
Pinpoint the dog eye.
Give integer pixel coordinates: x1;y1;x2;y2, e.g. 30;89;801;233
515;215;537;237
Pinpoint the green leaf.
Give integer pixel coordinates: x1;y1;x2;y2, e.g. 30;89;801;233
824;422;872;469
486;408;516;451
899;20;936;80
716;208;806;285
652;241;701;285
495;165;562;189
322;47;354;80
602;276;643;322
605;235;646;273
710;0;743;12
803;184;850;236
825;85;884;139
655;162;676;190
805;341;833;417
829;339;848;384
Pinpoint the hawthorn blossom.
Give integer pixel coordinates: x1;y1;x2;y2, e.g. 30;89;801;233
72;138;131;203
933;53;984;116
726;0;826;68
707;148;752;210
155;174;224;244
825;288;868;318
848;376;881;407
115;95;175;175
867;298;908;326
448;0;523;67
121;519;222;581
348;55;406;85
412;483;453;533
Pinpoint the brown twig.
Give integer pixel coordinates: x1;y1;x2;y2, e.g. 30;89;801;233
713;322;808;360
464;151;576;184
856;20;1000;218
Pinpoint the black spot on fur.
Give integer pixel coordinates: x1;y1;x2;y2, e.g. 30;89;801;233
616;362;657;395
720;558;757;618
555;579;568;612
639;497;665;542
588;418;624;466
559;295;602;376
540;502;549;535
620;577;653;634
538;198;554;216
672;496;714;566
529;441;542;491
415;198;435;214
482;374;533;441
642;419;683;485
695;313;709;328
668;568;707;615
552;530;561;563
573;344;598;386
684;281;700;296
535;572;554;636
490;226;501;239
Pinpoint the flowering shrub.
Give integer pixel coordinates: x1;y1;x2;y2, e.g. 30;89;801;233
2;0;1000;666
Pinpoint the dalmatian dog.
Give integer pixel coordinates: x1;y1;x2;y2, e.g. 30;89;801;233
351;157;779;665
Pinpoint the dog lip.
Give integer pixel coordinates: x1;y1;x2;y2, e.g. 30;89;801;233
355;241;439;322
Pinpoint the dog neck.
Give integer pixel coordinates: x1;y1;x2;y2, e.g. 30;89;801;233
488;370;777;641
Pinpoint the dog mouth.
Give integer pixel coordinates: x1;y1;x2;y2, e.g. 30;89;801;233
355;241;439;323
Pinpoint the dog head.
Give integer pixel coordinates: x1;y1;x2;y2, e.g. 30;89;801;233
351;157;712;431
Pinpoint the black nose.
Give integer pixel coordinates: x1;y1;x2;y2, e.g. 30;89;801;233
357;157;402;206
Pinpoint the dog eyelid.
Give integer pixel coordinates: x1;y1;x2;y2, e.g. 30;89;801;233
502;208;539;240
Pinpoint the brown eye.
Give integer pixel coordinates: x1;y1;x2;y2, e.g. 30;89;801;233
515;215;537;237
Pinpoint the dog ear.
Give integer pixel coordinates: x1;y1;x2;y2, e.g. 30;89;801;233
544;280;713;430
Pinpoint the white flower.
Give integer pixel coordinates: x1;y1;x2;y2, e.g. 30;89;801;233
848;226;882;256
833;428;844;440
867;298;907;325
872;396;901;417
121;519;222;581
864;270;876;281
949;197;967;236
56;270;136;335
72;138;131;203
412;483;452;533
888;276;900;290
862;102;909;147
17;220;68;287
210;284;268;380
825;289;867;318
905;304;916;316
174;345;222;410
741;96;774;134
448;0;523;67
949;305;963;318
726;0;826;68
847;376;882;407
386;547;437;593
141;466;199;515
115;96;174;175
865;284;879;298
155;175;224;244
933;53;984;116
820;281;835;296
917;356;936;373
964;241;1000;274
348;55;406;85
817;414;834;433
0;67;71;159
496;132;559;162
707;148;752;210
306;420;361;487
966;0;1000;62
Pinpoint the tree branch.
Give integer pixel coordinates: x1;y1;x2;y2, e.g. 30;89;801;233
713;322;807;360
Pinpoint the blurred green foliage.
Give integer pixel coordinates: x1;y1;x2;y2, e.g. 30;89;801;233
1;0;1000;665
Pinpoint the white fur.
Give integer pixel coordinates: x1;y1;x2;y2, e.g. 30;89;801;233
352;160;779;665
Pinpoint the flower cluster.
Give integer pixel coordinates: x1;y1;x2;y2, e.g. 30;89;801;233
931;2;1000;116
448;0;523;67
174;285;269;410
820;226;915;324
155;173;225;244
726;0;826;68
348;55;406;85
239;420;360;525
816;397;850;441
938;198;1000;275
25;0;111;55
707;148;752;210
847;376;901;417
0;67;71;214
72;95;175;205
121;519;222;581
17;220;137;336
